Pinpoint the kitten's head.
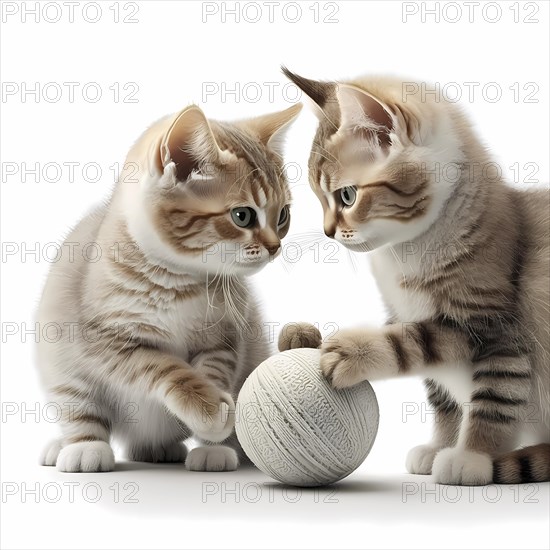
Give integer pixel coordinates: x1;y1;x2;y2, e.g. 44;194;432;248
122;103;302;276
282;68;467;251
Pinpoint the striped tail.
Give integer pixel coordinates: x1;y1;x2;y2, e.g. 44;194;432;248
493;444;550;483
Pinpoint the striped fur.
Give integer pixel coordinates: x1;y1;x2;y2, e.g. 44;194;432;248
283;69;549;485
36;103;301;472
494;444;550;484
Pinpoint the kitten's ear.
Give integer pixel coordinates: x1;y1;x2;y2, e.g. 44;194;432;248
335;84;394;147
157;105;226;182
244;103;303;156
281;66;337;122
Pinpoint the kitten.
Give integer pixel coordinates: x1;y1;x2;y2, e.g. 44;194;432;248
37;102;301;472
280;68;549;485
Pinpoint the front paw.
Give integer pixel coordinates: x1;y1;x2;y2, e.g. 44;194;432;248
39;439;62;466
56;441;115;473
432;448;493;485
406;444;441;475
278;322;322;351
185;390;236;444
320;329;382;388
186;446;239;472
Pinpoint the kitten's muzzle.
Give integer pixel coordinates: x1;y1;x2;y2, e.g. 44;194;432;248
324;226;335;239
264;242;281;256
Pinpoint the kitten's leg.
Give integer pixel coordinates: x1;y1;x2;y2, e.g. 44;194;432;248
320;322;469;388
50;350;234;471
432;356;531;485
48;391;115;473
185;349;240;472
406;379;462;474
113;347;235;443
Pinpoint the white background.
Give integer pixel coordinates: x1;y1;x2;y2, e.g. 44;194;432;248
1;1;549;549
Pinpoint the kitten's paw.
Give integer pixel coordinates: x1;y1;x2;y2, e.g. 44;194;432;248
278;322;322;351
406;444;441;475
185;391;236;443
39;439;62;466
56;441;115;473
186;446;239;472
126;441;187;463
320;329;382;388
432;448;493;485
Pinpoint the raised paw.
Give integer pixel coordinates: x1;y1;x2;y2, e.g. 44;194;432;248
432;448;493;485
320;328;393;388
320;329;386;388
185;446;239;472
278;322;322;351
56;441;115;473
39;439;62;466
406;444;442;475
167;384;235;443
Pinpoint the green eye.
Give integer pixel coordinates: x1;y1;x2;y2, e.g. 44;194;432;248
231;207;256;228
340;186;357;207
278;205;289;227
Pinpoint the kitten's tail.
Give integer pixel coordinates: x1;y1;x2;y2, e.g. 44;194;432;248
493;444;550;483
278;322;322;352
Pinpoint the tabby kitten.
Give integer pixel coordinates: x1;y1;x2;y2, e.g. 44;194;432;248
280;68;549;485
37;102;301;472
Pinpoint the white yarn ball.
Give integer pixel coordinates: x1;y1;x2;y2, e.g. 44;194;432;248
236;348;379;487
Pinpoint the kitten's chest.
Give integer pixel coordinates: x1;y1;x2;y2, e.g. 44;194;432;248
153;292;228;356
370;250;436;322
107;286;228;359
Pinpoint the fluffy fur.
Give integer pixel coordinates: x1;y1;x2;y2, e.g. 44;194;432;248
281;67;549;485
37;102;302;472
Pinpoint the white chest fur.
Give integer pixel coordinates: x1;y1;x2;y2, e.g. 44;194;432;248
370;248;436;322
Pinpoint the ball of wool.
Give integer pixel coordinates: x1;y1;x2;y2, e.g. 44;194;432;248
236;348;379;487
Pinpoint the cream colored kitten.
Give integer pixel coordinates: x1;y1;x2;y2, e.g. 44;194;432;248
37;102;301;472
280;68;549;485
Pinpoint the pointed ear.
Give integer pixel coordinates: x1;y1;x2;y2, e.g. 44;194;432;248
244;103;303;156
336;84;394;147
281;66;339;127
281;66;335;110
157;105;225;182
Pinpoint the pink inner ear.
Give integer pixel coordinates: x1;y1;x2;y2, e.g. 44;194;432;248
337;86;393;147
160;108;217;182
166;133;198;182
360;93;393;133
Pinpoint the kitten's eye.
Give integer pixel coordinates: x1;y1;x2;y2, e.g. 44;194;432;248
231;207;256;228
278;206;289;227
340;186;357;207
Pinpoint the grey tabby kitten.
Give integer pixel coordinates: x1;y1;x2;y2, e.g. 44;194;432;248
37;102;301;472
280;68;549;485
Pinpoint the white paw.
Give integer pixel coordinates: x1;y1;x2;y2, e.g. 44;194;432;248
56;441;115;473
39;439;62;466
185;446;239;472
189;393;236;444
406;444;441;475
432;448;493;485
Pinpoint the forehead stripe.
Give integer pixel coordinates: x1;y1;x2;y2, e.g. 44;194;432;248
258;186;267;207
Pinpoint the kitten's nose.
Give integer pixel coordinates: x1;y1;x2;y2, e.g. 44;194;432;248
324;226;335;239
324;214;336;239
264;242;281;256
